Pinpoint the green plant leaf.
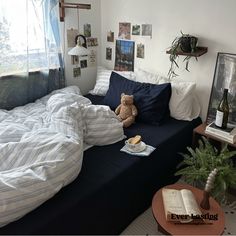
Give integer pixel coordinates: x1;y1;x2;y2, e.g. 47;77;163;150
176;137;236;202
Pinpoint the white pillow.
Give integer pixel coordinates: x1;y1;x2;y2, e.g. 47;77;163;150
134;68;169;84
89;67;135;96
169;81;201;121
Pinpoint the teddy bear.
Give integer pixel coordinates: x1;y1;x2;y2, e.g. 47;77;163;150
115;93;138;128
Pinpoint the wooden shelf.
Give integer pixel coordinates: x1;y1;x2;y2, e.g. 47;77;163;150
166;46;208;57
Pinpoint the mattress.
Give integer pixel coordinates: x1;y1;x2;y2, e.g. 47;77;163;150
0;94;201;234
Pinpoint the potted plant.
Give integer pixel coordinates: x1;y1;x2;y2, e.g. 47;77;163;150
167;31;198;79
175;137;236;203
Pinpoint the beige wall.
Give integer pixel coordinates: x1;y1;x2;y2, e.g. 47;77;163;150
100;0;236;121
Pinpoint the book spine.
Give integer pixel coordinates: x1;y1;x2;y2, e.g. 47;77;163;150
206;127;233;137
205;130;234;144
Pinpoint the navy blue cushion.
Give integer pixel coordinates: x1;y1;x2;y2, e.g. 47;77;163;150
134;83;171;124
103;72;143;109
103;72;171;125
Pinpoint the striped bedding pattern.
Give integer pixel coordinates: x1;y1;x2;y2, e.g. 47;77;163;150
0;86;124;227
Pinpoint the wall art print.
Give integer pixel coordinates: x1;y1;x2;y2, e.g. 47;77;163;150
114;40;134;71
132;25;140;35
107;31;114;42
84;23;91;37
142;24;152;37
137;43;144;59
207;52;236;125
118;22;131;40
106;47;112;61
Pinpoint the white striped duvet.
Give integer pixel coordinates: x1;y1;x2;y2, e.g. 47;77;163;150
0;86;124;227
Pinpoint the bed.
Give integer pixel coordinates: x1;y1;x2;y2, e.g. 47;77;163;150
0;67;202;234
0;91;201;234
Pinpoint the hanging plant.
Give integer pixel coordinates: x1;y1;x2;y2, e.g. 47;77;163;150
167;31;198;79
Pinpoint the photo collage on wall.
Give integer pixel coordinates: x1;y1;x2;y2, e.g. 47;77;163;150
106;22;152;66
67;24;98;78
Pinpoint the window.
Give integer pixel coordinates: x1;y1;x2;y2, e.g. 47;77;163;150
0;0;60;76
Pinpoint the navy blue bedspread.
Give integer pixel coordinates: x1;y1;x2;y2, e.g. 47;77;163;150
0;94;201;235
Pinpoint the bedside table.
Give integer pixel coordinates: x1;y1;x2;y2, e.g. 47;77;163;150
152;183;225;235
192;123;236;149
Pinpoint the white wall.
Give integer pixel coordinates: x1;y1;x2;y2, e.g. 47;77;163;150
61;0;101;94
100;0;236;121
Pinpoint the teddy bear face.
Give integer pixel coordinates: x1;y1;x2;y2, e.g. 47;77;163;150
121;94;134;105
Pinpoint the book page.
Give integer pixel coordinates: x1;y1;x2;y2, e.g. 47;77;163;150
162;189;187;220
180;189;202;216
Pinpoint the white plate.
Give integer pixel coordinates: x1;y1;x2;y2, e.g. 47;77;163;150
125;141;147;153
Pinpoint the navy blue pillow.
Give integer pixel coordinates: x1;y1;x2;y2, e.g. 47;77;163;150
103;71;171;125
134;83;171;124
103;72;143;110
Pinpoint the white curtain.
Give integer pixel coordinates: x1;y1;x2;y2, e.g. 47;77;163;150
0;0;65;110
0;0;61;76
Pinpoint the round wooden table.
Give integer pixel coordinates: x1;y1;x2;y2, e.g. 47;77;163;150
152;183;225;235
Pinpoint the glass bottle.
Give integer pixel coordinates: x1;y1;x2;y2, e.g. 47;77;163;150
215;89;229;129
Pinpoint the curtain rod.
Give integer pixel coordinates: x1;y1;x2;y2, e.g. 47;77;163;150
59;0;91;22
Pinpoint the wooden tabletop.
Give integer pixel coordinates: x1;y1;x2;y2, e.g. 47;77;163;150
152;183;225;235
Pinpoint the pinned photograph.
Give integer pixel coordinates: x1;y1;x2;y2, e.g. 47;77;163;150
73;67;81;78
80;60;87;69
71;55;79;65
84;23;91;37
107;31;114;42
88;49;97;67
137;43;145;59
132;25;141;36
118;22;131;40
115;40;135;71
87;37;98;47
106;47;112;61
142;24;152;37
67;29;79;48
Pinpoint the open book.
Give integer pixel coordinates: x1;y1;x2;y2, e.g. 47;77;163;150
162;188;202;223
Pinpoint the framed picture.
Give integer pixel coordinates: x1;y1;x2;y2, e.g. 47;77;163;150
207;52;236;125
114;40;135;71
